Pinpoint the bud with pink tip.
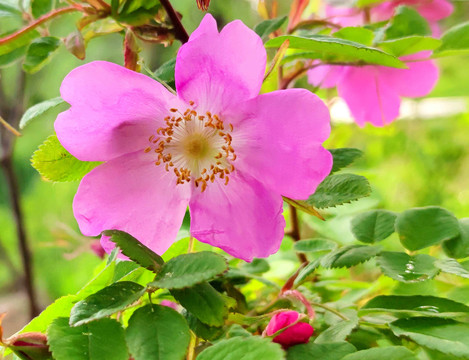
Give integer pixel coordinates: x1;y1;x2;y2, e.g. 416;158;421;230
265;310;314;349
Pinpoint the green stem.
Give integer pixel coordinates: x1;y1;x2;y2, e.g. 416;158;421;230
310;302;350;321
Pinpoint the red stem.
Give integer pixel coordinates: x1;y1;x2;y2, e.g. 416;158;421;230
159;0;189;44
0;6;80;46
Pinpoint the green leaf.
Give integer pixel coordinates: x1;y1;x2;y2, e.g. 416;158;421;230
149;252;227;289
329;148;363;174
307;174;371;209
442;218;469;259
23;36;61;73
333;27;374;46
184;311;223;341
321;245;381;268
390;317;469;358
341;346;418;360
377;251;439;283
287;342;356;360
294;238;336;252
0;29;40;56
0;45;27;68
20;97;65;129
351;210;397;244
265;35;405;68
0;3;22;18
31;134;101;182
47;317;128;360
198;336;284;360
294;257;322;285
360;295;469;317
103;230;164;272
17;295;78;334
70;281;145;326
315;318;359;343
153;57;176;84
385;6;431;40
396;206;459;251
31;0;53;18
241;258;270;274
254;16;287;39
435;258;469;279
125;304;190;360
116;0;161;25
171;282;228;327
379;36;442;57
435;21;469;56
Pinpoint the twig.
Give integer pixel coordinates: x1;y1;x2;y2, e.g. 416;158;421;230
159;0;189;44
0;6;81;46
0;116;21;137
288;205;308;264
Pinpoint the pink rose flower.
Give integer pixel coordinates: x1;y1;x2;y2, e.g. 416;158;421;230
55;14;332;262
265;310;314;349
307;53;438;126
326;0;453;33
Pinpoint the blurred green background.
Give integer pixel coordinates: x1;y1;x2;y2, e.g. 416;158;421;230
0;0;468;337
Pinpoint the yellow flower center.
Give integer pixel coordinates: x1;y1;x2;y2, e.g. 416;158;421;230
144;102;236;192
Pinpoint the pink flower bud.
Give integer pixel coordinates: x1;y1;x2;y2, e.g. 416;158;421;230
265;311;314;349
90;240;106;258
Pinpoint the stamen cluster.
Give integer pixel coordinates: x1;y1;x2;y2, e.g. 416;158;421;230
144;102;236;192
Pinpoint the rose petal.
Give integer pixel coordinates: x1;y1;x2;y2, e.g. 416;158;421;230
56;61;184;162
74;151;190;255
338;66;401;127
234;89;332;199
380;59;439;98
417;0;453;21
189;172;285;261
189;13;218;41
307;64;346;88
175;16;266;114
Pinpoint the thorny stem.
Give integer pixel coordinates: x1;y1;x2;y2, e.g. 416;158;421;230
310;301;350;321
159;0;189;44
0;70;40;318
0;6;82;46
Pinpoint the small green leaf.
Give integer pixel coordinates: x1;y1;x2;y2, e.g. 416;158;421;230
342;346;418;360
0;29;40;56
153;57;176;83
435;21;469;56
0;3;22;18
360;295;469;317
329;148;363;174
307;173;371;209
379;36;442;57
294;257;322;285
351;210;397;244
125;305;190;360
198;336;284;360
333;27;374;46
241;258;270;274
70;281;145;326
47;317;128;360
103;230;164;272
390;317;469;358
385;6;431;40
321;245;381;268
31;0;53;18
149;252;228;289
287;342;356;360
265;35;405;68
0;45;27;68
20;97;65;129
294;238;336;253
171;282;228;327
254;16;287;40
396;206;460;251
31;135;101;182
435;258;469;279
442;218;469;259
184;311;223;341
377;251;439;283
23;36;61;73
315;317;359;343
